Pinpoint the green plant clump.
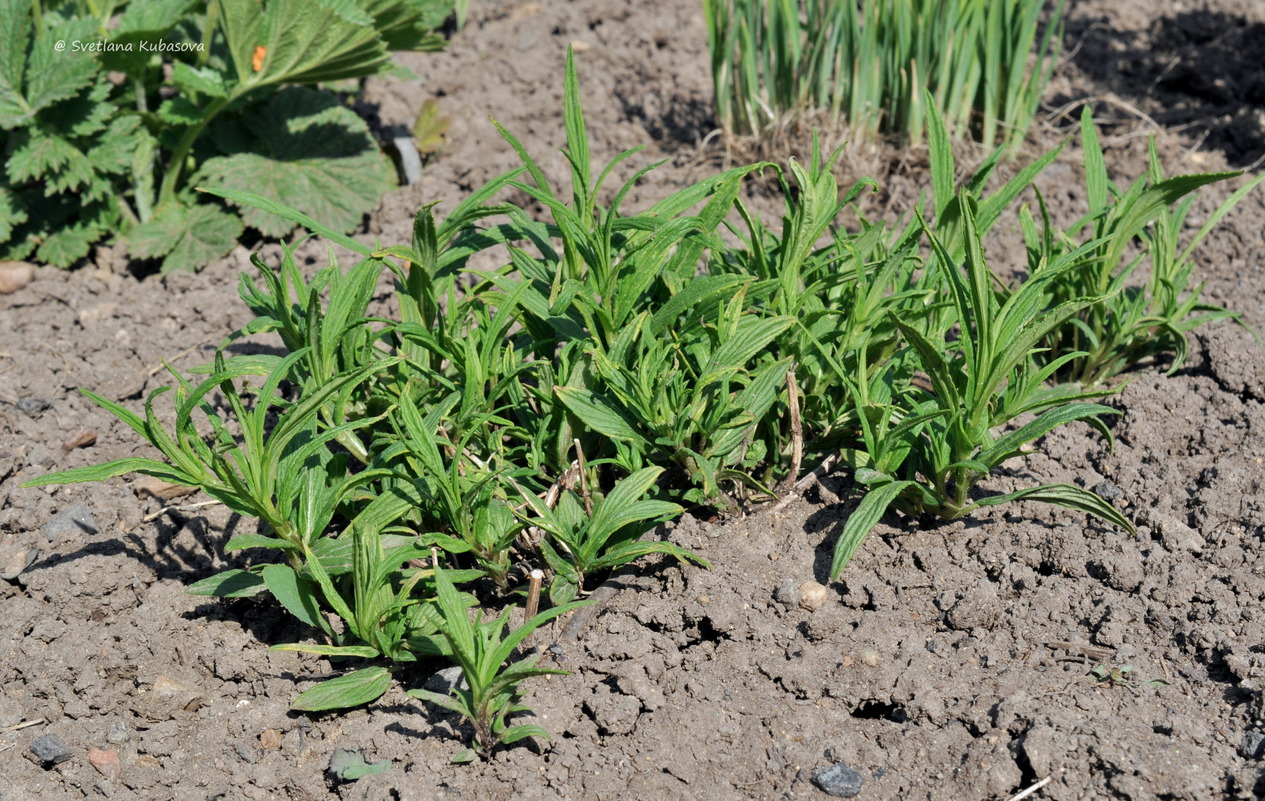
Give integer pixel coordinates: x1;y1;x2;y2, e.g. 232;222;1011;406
0;0;454;271
703;0;1064;154
24;51;1255;758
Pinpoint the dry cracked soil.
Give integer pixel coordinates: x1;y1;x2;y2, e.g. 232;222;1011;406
3;0;1265;799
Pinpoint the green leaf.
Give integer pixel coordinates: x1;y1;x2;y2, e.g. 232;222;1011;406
18;16;99;126
648;274;755;337
185;568;267;597
224;533;292;552
156;97;204;127
290;666;393;711
248;0;388;87
21;457;195;487
104;0;199;74
37;218;104;268
972;483;1135;534
271;643;380;658
7;132;91;189
831;480;915;580
327;747;391;781
170;62;229;99
0;187;26;241
411;97;449;154
42;79;113;139
262;563;333;634
0;0;30;127
554;386;648;445
127;201;243;272
500;724;551;745
363;0;452;51
196;87;394;238
88;115;154;176
216;0;265;84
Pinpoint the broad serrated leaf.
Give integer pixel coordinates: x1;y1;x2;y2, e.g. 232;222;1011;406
41;79;113;138
105;0;200;74
250;0;388;87
216;0;265;83
0;0;30;127
37;217;104;267
7;131;85;186
363;0;453;51
88;115;154;176
196;87;393;238
157;97;204;127
290;666;393;711
23;17;99;120
127;201;243;272
0;187;28;241
170;62;229;98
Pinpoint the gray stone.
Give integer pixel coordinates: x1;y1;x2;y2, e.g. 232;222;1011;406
43;503;100;544
0;547;37;580
1092;481;1122;502
106;722;130;745
774;581;801;607
812;762;865;797
1241;731;1265;760
29;733;73;767
17;398;52;416
423;666;466;695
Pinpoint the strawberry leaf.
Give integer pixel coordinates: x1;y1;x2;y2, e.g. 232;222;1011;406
195;87;393;238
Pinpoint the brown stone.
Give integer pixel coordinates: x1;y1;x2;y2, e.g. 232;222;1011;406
88;748;121;782
260;729;283;750
0;261;33;294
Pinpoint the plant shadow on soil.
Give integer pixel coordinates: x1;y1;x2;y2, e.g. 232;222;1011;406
1059;6;1265;165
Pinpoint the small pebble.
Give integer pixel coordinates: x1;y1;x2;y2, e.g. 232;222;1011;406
152;675;206;712
774;582;800;606
88;748;121;782
30;733;74;767
423;666;466;695
798;581;828;611
1;547;38;581
106;723;130;744
133;476;197;502
858;648;881;667
43;503;100;544
260;729;283;750
1241;731;1265;760
0;261;34;294
61;430;97;453
1092;481;1122;502
17;398;52;416
812;761;865;797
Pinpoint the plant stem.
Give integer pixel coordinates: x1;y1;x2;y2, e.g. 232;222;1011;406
157;94;233;208
199;1;218;68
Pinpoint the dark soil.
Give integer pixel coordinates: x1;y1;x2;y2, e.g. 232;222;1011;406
3;1;1265;799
